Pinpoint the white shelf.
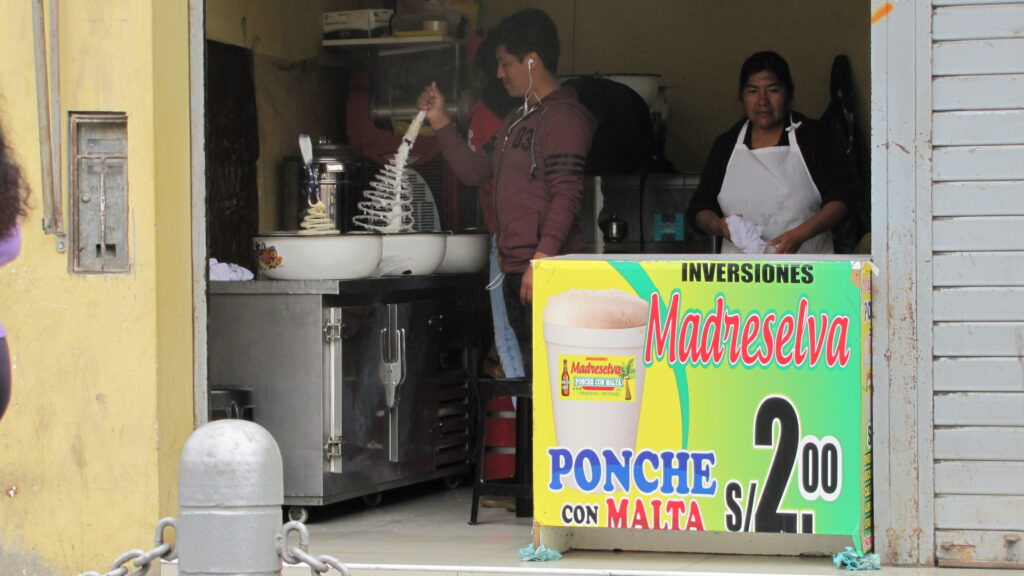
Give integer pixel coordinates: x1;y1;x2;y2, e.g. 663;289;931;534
323;36;455;48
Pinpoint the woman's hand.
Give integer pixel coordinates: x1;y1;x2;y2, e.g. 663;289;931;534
720;216;733;241
695;210;732;240
767;229;806;254
416;81;451;130
768;200;848;254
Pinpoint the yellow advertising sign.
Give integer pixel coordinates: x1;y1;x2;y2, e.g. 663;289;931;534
532;256;873;552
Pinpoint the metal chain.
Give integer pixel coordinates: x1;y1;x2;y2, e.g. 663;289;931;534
82;517;350;576
277;521;352;576
79;517;177;576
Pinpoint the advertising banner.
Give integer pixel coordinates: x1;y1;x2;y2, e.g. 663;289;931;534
532;257;873;552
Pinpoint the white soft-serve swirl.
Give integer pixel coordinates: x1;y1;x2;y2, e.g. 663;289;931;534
297;200;339;235
353;111;428;234
295;133;340;235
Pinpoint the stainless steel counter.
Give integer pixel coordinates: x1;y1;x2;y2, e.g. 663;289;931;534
208;273;484;520
209;274;485;296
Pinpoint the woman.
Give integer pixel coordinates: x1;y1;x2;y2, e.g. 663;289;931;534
0;115;29;421
688;51;858;254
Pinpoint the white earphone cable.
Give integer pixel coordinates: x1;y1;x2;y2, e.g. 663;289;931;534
522;61;536;119
485;272;505;291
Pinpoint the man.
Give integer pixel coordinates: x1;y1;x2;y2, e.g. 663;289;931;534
418;9;596;372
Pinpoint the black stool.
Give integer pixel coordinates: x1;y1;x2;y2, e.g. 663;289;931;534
469;376;532;524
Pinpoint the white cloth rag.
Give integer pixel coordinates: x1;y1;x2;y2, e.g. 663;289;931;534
209;258;254;281
725;215;771;254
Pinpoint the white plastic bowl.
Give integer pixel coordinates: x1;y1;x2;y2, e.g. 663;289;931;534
252;233;382;280
377;232;447;276
436;233;489;274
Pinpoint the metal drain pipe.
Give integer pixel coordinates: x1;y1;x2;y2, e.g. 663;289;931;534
31;0;65;251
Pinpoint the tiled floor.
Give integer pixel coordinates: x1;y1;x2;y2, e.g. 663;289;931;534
163;480;1011;576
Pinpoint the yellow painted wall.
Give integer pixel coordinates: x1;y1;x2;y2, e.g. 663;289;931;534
206;0;326;61
0;1;193;574
203;0;386;60
154;0;195;542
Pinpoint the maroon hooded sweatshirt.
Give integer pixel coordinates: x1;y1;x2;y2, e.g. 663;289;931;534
436;86;596;274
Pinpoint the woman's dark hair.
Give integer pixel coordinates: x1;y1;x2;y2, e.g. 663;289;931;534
738;50;795;104
0;118;29;239
489;8;560;73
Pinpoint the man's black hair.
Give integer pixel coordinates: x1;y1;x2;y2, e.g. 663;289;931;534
489;8;560;73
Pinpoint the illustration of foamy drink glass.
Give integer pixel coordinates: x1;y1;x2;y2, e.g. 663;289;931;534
543;289;649;487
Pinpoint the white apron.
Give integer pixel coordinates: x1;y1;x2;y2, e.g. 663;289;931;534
718;117;833;254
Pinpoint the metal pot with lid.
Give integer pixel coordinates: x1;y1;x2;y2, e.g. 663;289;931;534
282;138;367;233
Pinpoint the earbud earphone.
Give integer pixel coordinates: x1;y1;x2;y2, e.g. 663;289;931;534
520;58;538;120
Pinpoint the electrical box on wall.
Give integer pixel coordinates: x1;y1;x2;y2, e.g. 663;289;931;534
69;112;129;273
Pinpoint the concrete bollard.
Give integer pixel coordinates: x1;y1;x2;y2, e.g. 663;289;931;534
177;419;284;576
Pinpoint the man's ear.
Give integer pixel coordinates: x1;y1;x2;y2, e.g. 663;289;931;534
525;52;541;70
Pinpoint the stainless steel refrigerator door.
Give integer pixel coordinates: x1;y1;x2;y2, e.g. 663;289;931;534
208;293;329;500
322;304;392;495
324;304;384;475
379;301;443;470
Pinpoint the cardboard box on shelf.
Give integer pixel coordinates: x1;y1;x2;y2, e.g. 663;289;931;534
323;9;393;40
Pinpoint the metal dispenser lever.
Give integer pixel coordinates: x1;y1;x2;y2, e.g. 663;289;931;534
380;304;406;407
380;304;406;462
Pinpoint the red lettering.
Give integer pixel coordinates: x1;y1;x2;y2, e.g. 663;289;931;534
757;313;775;365
699;296;726;364
641;293;851;370
644;292;678;364
606;497;629;528
807;314;828;366
599;498;704;530
793;297;808;365
741;315;760;365
775;314;795;366
571;363;625;375
631;499;650;529
679;312;702;364
826;316;851;367
725;310;742;364
650;498;663;530
684;500;705;531
664;500;687;530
